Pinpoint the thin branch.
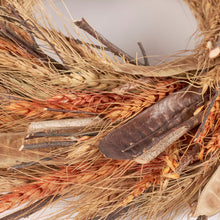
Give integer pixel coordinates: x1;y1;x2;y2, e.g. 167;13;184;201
20;140;76;151
74;18;139;65
194;87;220;141
0;94;26;101
137;42;149;66
26;130;98;139
9;157;51;170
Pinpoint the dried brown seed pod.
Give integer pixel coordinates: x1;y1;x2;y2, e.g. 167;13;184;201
98;86;209;163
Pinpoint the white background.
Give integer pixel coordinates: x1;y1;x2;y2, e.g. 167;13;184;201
1;0;219;219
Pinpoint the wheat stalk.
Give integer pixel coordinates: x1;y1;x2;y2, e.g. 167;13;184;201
2;79;183;133
0;0;219;219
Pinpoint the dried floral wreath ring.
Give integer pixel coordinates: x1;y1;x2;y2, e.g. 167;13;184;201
0;0;219;220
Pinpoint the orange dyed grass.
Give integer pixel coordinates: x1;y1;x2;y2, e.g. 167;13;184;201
4;79;183;122
0;142;181;214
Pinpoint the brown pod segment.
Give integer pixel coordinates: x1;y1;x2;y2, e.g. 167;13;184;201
98;86;208;162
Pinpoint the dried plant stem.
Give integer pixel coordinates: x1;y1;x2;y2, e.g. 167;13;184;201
4;79;183;126
0;1;219;219
137;42;149;66
74;18;138;65
20;141;76;151
9;157;51;170
0;161;124;213
27;19;70;70
195;87;219;140
26;130;98;140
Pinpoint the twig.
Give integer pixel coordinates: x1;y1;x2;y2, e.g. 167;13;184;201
20;140;76;151
74;18;139;65
137;42;149;66
194;87;220;141
26;130;98;139
0;195;60;220
9;157;51;170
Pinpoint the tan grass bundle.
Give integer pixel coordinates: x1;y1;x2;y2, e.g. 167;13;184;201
0;0;219;219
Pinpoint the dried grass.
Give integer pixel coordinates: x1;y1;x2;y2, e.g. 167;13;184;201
0;0;219;219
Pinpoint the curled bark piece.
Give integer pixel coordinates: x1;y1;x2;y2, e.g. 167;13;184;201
194;165;220;217
99;87;209;162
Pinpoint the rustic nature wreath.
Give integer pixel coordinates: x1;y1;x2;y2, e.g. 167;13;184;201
0;0;219;220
